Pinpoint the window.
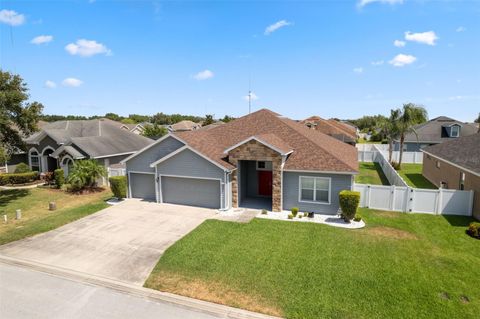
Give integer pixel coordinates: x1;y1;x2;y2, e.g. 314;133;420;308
459;172;465;190
450;125;460;137
256;161;272;171
299;176;330;204
29;150;40;172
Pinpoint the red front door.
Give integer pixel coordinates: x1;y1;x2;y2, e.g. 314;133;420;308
258;171;273;196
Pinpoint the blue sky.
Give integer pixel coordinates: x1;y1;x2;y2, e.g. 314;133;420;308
1;0;479;121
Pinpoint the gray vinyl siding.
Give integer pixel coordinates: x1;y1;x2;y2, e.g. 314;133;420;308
126;136;184;173
156;149;225;180
161;176;221;209
156;148;226;209
283;172;353;214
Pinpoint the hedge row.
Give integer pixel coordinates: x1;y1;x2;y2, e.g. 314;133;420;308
0;172;39;185
109;176;127;199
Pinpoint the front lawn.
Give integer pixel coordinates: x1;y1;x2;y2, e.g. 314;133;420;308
0;187;111;245
397;163;437;189
145;210;480;319
355;162;389;185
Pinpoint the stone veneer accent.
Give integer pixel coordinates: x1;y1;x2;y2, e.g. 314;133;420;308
228;140;282;212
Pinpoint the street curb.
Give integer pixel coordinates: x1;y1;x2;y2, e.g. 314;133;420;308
0;254;282;319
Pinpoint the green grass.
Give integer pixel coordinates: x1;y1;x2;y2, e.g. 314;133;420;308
145;210;480;319
355;162;390;185
397;163;437;189
0;188;111;245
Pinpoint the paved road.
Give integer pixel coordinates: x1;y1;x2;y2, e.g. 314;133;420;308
0;263;220;319
0;200;216;285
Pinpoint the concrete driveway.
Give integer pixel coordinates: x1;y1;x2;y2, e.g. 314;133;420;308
0;200;216;285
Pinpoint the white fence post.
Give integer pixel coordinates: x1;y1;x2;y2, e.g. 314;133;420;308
436;188;443;215
468;191;474;216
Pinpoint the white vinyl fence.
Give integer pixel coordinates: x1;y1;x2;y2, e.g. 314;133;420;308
357;144;423;164
354;183;474;216
107;167;126;177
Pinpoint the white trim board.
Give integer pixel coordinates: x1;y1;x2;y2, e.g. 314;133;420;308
223;136;293;156
93;151;135;159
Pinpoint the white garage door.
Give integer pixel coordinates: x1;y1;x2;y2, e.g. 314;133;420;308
161;176;220;209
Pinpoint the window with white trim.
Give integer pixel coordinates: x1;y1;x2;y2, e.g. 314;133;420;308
450;125;460;137
299;176;330;203
30;151;40;172
256;161;272;171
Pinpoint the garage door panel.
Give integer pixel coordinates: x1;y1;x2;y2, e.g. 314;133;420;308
130;173;156;200
162;176;220;209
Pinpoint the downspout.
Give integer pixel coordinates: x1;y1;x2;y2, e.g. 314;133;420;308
280;155;286;212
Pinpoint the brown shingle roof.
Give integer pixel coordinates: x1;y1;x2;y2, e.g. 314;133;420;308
423;133;480;175
175;109;358;173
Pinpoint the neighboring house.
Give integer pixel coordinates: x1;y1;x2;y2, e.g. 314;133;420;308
8;119;153;182
123;109;358;214
422;133;480;219
394;116;478;152
301;116;357;145
120;123;147;135
168;120;202;132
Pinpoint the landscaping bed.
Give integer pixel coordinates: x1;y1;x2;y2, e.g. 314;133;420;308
0;187;111;245
145;208;480;319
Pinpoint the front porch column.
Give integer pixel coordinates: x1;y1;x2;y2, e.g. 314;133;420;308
272;158;282;212
231;161;239;208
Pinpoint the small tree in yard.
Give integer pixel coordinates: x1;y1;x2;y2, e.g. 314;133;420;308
67;159;106;191
396;103;428;167
339;190;360;222
377;109;400;163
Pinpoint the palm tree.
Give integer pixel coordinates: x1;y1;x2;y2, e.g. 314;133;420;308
378;109;401;163
397;103;428;167
67;159;107;191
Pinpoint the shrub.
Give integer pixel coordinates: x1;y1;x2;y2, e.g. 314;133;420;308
354;214;362;222
261;209;268;215
109;176;127;199
67;159;107;191
467;222;480;239
291;207;299;217
54;169;65;188
14;163;31;173
287;213;293;220
339;190;360;222
0;172;39;185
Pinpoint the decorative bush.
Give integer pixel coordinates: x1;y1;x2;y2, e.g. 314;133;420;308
467;222;480;239
67;159;107;191
109;176;127;199
54;169;65;188
43;171;54;184
261;209;268;215
354;214;362;222
291;207;299;217
0;172;39;185
287;213;293;220
14;162;31;173
339;190;360;222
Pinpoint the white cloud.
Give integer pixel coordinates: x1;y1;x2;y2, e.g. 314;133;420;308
44;80;56;89
62;78;83;87
264;20;293;35
371;60;384;66
0;9;25;26
31;35;53;45
358;0;403;8
389;54;417;67
394;40;406;47
192;70;214;80
405;31;438;46
65;39;112;57
353;67;364;74
243;92;259;101
456;26;466;32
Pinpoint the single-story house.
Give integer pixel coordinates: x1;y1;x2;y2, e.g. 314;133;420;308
300;116;357;145
394;116;478;152
422;133;480;219
7;118;153;183
123;109;358;214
